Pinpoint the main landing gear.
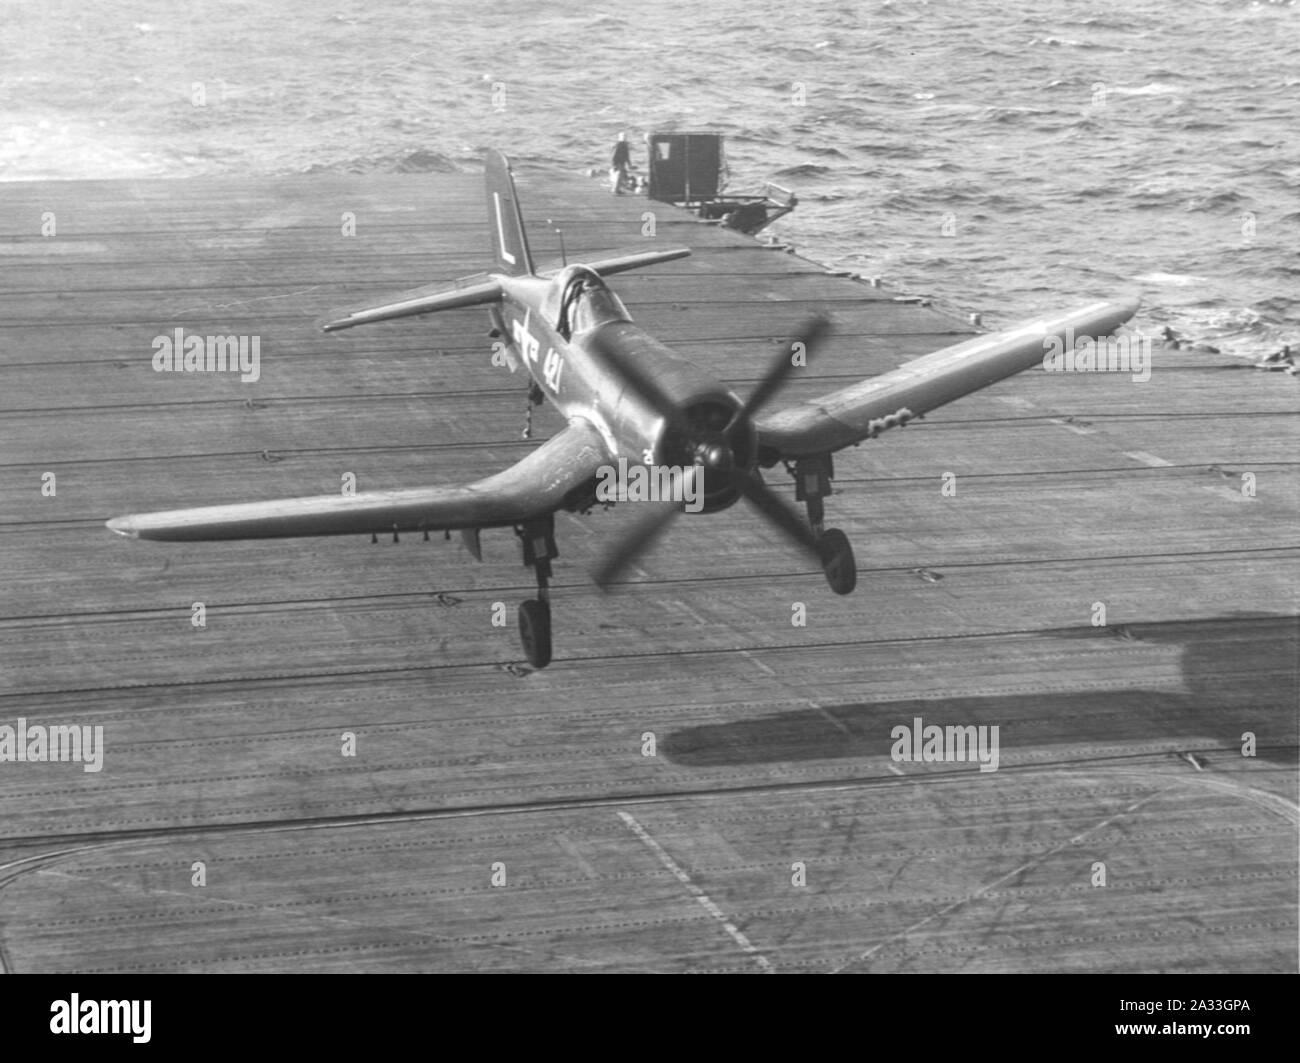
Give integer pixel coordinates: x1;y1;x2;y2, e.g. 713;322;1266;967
792;455;857;595
521;381;544;440
515;515;557;668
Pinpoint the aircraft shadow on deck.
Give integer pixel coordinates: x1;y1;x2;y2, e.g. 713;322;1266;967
661;614;1299;769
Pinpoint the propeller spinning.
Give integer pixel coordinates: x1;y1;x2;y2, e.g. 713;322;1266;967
593;315;832;588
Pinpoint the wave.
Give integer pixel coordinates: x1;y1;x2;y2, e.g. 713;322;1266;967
1106;83;1182;97
1183;190;1246;212
1133;272;1211;287
772;163;832;177
793;145;850;159
300;149;465;176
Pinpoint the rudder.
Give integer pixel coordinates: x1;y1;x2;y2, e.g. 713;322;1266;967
485;149;535;276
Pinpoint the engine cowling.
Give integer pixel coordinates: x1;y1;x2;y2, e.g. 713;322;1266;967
655;397;758;513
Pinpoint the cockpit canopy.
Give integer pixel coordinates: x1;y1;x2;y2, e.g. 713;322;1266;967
545;265;632;340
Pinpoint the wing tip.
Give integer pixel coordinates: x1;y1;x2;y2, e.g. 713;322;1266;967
106;516;138;539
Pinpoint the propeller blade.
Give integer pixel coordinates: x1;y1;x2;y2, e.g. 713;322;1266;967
592;500;684;589
738;314;832;423
735;473;822;562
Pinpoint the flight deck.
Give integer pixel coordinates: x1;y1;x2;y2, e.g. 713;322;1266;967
0;170;1295;973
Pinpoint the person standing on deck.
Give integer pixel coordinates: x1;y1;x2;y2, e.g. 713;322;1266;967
610;132;631;194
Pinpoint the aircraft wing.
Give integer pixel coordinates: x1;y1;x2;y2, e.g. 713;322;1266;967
106;419;612;541
756;299;1140;459
322;274;502;332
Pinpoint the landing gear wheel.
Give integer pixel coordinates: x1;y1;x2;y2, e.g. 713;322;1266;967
518;598;552;668
817;528;857;595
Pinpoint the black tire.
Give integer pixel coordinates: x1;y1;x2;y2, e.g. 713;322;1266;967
818;528;857;595
518;599;553;668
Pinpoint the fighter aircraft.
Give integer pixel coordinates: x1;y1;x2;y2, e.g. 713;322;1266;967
108;150;1139;668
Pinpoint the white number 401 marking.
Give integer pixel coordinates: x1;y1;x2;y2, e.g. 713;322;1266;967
542;347;564;391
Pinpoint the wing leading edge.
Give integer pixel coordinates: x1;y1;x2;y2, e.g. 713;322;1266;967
106;419;612;542
756;299;1141;458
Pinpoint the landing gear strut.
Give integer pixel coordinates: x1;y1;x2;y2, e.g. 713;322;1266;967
522;381;544;440
516;515;557;667
793;455;856;595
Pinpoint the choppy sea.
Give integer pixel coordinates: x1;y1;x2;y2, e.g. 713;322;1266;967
3;0;1297;357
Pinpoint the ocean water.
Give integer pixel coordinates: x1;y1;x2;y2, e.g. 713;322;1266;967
3;0;1297;357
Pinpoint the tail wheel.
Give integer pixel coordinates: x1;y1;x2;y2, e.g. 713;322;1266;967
518;599;553;668
817;528;857;595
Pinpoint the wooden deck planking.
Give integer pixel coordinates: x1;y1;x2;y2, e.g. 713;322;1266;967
0;169;1294;974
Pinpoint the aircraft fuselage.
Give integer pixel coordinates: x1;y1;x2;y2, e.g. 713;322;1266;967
495;272;755;512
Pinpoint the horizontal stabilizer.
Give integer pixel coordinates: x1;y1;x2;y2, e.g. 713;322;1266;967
322;275;502;332
580;247;692;278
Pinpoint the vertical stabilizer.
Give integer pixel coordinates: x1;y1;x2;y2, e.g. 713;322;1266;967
484;149;535;276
